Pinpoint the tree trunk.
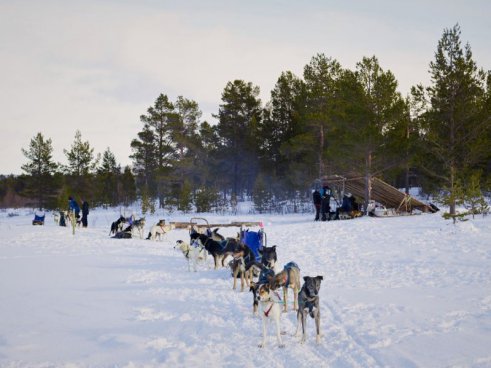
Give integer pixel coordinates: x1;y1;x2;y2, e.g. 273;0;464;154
318;125;324;178
364;151;372;215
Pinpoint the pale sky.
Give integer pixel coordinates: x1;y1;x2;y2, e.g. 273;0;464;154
1;0;490;175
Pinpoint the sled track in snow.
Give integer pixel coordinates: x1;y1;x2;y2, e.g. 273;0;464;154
321;297;383;367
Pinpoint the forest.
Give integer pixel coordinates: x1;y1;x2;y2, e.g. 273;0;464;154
1;25;490;218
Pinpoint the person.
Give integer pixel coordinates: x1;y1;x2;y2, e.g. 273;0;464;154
320;185;331;221
68;196;80;220
312;189;322;221
81;198;89;228
335;193;353;219
341;193;353;212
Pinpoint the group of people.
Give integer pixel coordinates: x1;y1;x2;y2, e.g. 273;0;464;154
68;196;89;227
312;185;359;221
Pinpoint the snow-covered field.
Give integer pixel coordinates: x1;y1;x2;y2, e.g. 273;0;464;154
1;208;491;368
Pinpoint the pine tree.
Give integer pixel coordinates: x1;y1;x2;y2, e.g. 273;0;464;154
418;24;490;216
64;130;98;176
195;186;219;213
259;71;305;191
215;80;262;197
464;171;488;218
253;174;272;213
303;54;342;179
63;130;99;201
131;94;177;206
178;179;193;213
119;166;137;207
21;132;59;209
334;57;405;212
96;148;121;207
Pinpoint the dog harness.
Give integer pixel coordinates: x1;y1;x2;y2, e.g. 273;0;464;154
282;262;299;288
264;303;274;317
263;291;282;316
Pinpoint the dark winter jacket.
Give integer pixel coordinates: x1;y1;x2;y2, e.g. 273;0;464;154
82;201;89;216
312;190;322;206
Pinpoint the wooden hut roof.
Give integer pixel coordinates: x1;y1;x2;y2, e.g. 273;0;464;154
322;174;432;213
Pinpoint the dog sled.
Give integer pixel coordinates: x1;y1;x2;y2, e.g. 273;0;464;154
32;211;45;225
240;226;266;261
184;217;267;261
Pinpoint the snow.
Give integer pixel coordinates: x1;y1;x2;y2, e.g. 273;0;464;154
1;208;491;367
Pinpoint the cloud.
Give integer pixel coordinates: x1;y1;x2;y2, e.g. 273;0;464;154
0;0;490;174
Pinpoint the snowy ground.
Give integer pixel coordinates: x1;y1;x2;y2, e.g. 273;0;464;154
1;208;491;368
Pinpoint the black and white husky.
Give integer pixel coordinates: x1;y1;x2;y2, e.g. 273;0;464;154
109;216;126;236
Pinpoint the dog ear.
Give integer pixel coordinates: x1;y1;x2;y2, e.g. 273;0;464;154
272;245;277;250
303;276;309;282
317;276;324;280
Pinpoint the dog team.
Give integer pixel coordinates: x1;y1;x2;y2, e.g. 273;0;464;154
174;226;324;348
108;215;175;240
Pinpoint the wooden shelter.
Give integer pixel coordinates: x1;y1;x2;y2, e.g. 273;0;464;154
321;174;433;213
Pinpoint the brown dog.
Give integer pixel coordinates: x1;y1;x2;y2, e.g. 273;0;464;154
268;262;301;312
231;243;262;291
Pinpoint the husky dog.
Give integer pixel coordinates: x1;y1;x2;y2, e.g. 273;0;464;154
112;224;133;239
109;215;126;236
174;240;207;272
132;217;145;239
268;262;301;312
231;243;263;291
259;245;278;270
249;268;275;315
54;212;60;225
207;228;225;241
295;276;323;344
147;220;175;241
190;230;238;270
257;284;285;348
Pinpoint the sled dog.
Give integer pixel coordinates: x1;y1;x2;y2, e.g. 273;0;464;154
257;283;285;348
295;276;323;344
174;240;207;272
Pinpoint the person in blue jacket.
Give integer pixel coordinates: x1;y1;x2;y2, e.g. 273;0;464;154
68;196;80;220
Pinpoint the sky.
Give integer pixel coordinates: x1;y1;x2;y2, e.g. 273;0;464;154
1;0;490;175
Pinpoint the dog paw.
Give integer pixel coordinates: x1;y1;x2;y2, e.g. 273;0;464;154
280;330;287;335
278;343;285;348
258;343;265;348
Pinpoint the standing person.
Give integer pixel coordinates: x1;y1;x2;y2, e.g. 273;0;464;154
320;185;331;221
81;198;89;228
68;196;80;224
312;189;322;221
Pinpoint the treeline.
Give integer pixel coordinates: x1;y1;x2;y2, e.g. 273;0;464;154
2;25;491;216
